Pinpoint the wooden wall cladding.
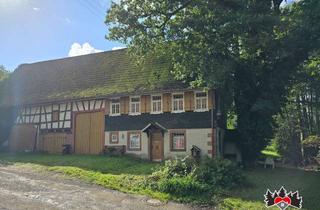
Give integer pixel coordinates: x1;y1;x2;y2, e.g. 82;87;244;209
141;95;146;113
120;96;129;114
184;91;194;111
145;95;151;113
163;93;172;112
141;95;151;113
39;133;68;153
208;90;215;109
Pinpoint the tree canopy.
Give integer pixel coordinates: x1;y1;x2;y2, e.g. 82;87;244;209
0;65;8;81
106;0;320;161
0;65;13;145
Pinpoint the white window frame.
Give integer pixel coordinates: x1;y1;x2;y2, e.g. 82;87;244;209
110;98;121;116
129;96;141;115
172;92;184;113
128;132;141;150
194;91;209;112
151;94;162;114
110;132;119;144
170;130;186;151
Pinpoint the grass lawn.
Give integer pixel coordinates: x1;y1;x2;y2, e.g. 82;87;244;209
0;153;157;175
221;168;320;210
0;153;319;209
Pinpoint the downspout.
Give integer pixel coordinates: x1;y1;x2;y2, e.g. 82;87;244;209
211;90;215;158
213;90;222;158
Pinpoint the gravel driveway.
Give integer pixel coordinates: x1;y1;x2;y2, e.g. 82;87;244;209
0;164;211;210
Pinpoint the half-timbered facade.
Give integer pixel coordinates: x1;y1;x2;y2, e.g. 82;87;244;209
0;49;224;160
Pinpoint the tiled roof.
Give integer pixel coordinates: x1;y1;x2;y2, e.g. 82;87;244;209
0;49;188;106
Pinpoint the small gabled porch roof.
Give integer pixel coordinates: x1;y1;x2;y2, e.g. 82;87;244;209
142;122;167;135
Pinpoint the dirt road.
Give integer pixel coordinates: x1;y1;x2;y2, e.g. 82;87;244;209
0;164;209;210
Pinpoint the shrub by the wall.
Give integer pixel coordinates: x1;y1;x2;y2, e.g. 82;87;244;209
195;157;244;189
146;156;244;200
157;175;207;196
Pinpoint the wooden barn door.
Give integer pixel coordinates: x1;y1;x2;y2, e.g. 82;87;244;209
75;113;90;154
9;124;37;152
75;111;104;154
89;112;104;154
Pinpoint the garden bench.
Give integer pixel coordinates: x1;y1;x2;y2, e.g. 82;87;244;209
264;157;275;169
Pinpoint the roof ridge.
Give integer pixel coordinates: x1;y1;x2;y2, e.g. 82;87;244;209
15;48;128;72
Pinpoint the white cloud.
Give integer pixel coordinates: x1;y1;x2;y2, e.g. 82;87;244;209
32;7;40;11
64;17;71;24
68;42;102;57
112;46;125;51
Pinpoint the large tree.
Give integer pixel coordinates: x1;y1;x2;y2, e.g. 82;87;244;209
105;0;320;161
0;65;14;146
0;65;8;81
274;52;320;165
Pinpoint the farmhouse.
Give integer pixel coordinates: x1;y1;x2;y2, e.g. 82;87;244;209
0;49;224;161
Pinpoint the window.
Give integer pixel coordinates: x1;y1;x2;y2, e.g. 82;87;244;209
52;110;59;122
109;132;119;144
128;132;141;150
110;99;120;116
170;131;186;151
130;97;140;115
151;95;162;114
195;92;208;111
172;93;184;112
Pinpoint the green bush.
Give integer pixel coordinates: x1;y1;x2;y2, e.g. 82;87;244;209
195;157;244;189
157;175;207;196
146;156;244;198
148;156;196;180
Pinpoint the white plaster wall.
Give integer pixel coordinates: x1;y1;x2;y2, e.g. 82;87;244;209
72;100;104;112
83;101;89;110
96;100;103;109
52;104;59;110
105;131;149;159
105;128;212;160
45;105;52;112
164;128;212;159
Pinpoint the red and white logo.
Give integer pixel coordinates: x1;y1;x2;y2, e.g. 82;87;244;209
264;186;302;210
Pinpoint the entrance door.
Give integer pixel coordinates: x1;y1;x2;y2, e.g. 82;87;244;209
75;111;104;154
150;131;164;161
